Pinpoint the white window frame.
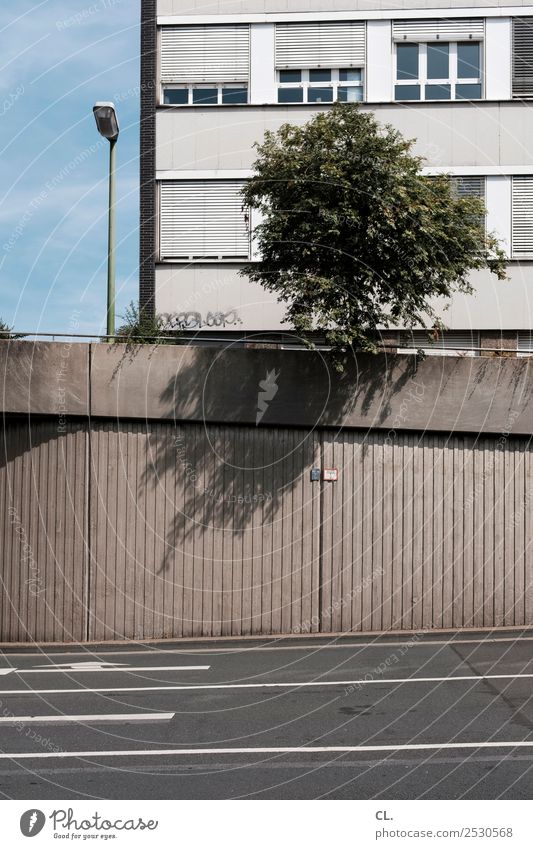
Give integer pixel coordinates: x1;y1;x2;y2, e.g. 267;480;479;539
277;68;364;104
161;83;249;106
394;41;483;101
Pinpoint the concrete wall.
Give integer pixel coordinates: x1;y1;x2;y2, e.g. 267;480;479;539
2;341;533;641
158;0;533;15
1;411;532;641
2;341;533;435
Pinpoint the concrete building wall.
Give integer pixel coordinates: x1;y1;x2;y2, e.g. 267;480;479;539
158;0;533;16
155;103;533;172
154;256;533;331
148;2;533;334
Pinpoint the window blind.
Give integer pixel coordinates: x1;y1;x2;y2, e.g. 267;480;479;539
160;25;250;83
392;18;484;42
400;330;480;355
275;22;366;69
512;176;533;256
160;181;250;260
450;176;485;199
512;18;533;98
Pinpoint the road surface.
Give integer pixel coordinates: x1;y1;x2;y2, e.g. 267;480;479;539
0;631;532;799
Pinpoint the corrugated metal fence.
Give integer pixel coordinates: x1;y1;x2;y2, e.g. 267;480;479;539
0;418;531;642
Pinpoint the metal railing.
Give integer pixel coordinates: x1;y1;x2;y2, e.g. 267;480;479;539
0;329;526;355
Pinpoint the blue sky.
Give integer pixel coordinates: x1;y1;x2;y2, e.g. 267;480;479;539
0;0;140;335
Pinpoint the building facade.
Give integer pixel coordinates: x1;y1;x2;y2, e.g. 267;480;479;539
140;0;533;353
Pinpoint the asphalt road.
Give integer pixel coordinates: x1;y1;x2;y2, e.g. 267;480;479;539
0;631;532;799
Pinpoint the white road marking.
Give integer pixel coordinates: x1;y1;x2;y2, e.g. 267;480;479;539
0;666;210;676
1;741;533;760
33;661;127;670
0;671;531;696
0;713;175;725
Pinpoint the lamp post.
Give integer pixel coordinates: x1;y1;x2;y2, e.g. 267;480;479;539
93;102;119;339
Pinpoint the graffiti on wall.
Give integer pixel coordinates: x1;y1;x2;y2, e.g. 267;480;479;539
165;309;243;330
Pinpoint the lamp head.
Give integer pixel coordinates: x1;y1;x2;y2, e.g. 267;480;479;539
93;102;119;141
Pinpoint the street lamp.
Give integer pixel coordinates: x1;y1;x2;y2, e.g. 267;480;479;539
93;102;119;339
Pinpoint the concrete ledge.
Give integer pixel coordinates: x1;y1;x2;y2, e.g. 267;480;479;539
91;343;533;436
2;340;533;436
0;341;89;418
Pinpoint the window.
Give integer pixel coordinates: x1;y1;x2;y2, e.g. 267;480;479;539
517;332;533;355
163;84;248;106
512;177;533;257
427;175;486;225
449;176;485;200
160;24;250;106
394;41;482;101
277;69;363;103
192;87;218;105
163;88;188;105
159;180;250;261
400;331;480;357
513;18;533;98
397;43;419;79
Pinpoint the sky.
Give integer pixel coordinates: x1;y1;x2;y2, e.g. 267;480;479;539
0;0;141;336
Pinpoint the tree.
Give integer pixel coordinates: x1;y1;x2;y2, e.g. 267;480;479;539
115;302;180;346
0;319;25;339
241;104;507;356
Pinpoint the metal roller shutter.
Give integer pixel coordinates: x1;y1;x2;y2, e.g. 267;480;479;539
275;22;366;69
517;332;533;354
160;25;250;83
392;18;484;42
512;18;533;98
400;330;480;355
160;181;250;260
512;177;533;256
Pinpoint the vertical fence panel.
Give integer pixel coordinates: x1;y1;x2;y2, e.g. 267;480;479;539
0;419;88;642
2;419;533;642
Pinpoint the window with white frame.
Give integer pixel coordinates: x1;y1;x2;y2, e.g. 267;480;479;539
160;24;250;106
277;68;364;104
163;84;248;106
394;41;483;101
159;180;250;261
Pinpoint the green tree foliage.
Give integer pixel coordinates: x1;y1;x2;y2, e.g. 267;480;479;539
0;319;25;339
241;104;507;355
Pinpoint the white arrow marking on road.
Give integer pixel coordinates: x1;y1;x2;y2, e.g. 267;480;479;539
0;713;175;725
23;665;210;674
33;662;127;670
0;665;210;676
